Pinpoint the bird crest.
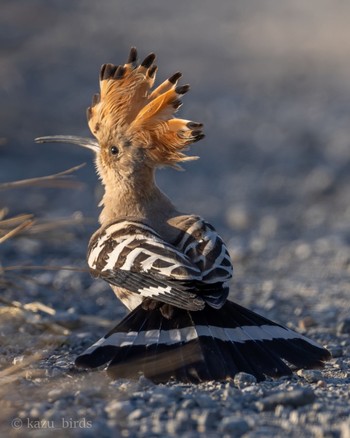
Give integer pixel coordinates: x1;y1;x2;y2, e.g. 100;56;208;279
87;47;205;167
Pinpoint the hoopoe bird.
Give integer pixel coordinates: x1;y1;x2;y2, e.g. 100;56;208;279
36;48;330;382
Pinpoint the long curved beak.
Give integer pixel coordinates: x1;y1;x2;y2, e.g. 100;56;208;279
35;135;99;153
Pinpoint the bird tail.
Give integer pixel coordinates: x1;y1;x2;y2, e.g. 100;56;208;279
75;300;331;383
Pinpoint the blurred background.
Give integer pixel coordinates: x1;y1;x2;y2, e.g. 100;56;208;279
1;0;349;319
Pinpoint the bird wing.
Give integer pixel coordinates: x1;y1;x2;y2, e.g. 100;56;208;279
87;217;233;311
172;215;233;308
174;216;233;282
87;219;205;310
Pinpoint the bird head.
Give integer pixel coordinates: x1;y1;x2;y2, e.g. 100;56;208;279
36;48;205;184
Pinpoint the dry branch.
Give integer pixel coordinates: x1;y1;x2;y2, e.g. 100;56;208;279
0;163;86;190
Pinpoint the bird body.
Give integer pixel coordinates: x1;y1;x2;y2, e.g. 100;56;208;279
36;48;330;382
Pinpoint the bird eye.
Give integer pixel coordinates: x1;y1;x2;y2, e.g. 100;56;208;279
110;146;119;155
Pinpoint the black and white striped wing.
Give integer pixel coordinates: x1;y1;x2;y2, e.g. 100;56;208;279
88;218;233;310
174;216;233;308
88;220;205;310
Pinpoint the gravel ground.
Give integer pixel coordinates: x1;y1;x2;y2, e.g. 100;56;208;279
1;2;349;437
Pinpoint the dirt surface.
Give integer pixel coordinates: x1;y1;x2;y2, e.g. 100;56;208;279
1;1;349;437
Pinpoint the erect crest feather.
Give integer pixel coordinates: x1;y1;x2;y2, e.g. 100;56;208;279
87;47;205;167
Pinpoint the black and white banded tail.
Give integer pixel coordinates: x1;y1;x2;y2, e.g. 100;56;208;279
75;300;331;382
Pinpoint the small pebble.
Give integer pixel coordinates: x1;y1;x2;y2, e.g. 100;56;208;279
181;398;197;409
105;400;134;419
29;405;45;419
250;237;266;253
226;206;250;230
194;393;216;409
219;417;249;436
149;392;171;405
222;382;241;400
12;355;25;365
137;375;155;389
166;411;196;434
274;404;291;419
298;316;317;330
325;344;343;358
197;409;221;432
234;372;257;388
337;319;350;335
47;388;63;402
128;409;145;422
295;243;312;260
256;388;316;411
53;311;81;329
259;215;278;238
297;369;323;383
341;419;350;438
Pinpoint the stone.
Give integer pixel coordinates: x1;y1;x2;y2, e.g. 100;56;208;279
222;382;241;400
137;375;155;389
325;345;343;358
226;206;251;231
337;319;350;335
128;408;145;422
297;369;323;383
12;355;25;365
298;316;317;330
105;400;134;419
197;409;221;431
181;398;197;409
219;417;249;436
194;393;216;409
233;372;257;388
340;419;350;438
256;388;316;411
47;388;63;402
166;410;197;434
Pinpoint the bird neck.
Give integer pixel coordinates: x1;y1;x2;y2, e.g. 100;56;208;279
98;167;177;227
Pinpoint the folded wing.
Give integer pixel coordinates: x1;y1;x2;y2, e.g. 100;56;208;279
87;217;233;310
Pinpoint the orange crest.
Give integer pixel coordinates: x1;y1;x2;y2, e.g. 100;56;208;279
87;48;205;167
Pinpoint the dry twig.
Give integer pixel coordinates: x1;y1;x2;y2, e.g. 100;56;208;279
0;163;85;190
